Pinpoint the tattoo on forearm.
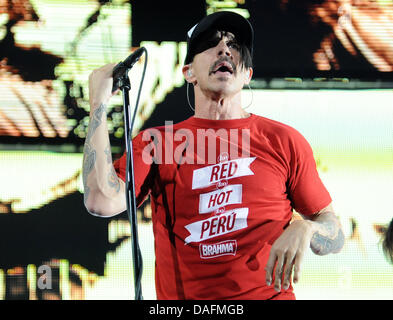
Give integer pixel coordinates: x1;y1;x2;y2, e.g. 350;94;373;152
82;103;106;202
82;102;121;203
104;143;120;192
310;218;345;255
84;186;90;204
104;145;112;164
86;103;106;142
82;143;97;203
105;145;119;192
108;166;120;192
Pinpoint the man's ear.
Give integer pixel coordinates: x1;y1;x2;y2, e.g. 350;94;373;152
183;64;196;84
244;67;253;85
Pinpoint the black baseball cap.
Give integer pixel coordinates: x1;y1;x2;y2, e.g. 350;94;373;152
184;11;254;65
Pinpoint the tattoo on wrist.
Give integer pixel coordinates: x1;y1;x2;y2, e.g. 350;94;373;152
310;219;345;255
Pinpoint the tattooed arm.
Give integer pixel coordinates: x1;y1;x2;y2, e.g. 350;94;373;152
265;203;344;292
82;64;126;217
308;204;345;255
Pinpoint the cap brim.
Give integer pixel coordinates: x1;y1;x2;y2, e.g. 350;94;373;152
185;11;253;65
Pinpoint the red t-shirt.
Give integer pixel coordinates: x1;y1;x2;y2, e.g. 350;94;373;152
114;114;332;300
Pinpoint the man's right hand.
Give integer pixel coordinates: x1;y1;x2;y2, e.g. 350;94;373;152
88;63;119;110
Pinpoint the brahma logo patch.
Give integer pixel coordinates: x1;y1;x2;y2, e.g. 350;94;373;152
199;240;237;259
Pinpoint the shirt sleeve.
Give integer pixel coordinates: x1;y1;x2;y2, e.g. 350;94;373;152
286;129;332;216
113;130;155;207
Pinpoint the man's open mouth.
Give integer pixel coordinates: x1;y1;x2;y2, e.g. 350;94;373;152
212;61;234;74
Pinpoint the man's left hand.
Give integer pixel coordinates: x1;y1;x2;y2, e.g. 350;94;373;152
264;220;314;292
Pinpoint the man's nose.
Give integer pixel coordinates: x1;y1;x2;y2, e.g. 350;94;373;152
216;40;232;59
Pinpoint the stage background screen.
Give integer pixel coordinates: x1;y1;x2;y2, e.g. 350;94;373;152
245;0;393;80
1;0;392;148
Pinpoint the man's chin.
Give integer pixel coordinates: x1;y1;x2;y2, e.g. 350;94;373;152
207;83;236;98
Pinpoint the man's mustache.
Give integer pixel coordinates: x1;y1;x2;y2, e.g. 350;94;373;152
208;57;237;75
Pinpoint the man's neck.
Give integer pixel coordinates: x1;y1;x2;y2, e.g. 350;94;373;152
193;91;249;120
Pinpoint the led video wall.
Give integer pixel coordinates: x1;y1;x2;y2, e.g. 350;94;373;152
1;0;392;147
246;0;393;79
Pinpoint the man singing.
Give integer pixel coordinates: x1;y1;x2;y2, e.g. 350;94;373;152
83;11;345;300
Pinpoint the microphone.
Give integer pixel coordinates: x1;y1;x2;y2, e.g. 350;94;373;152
112;47;145;93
